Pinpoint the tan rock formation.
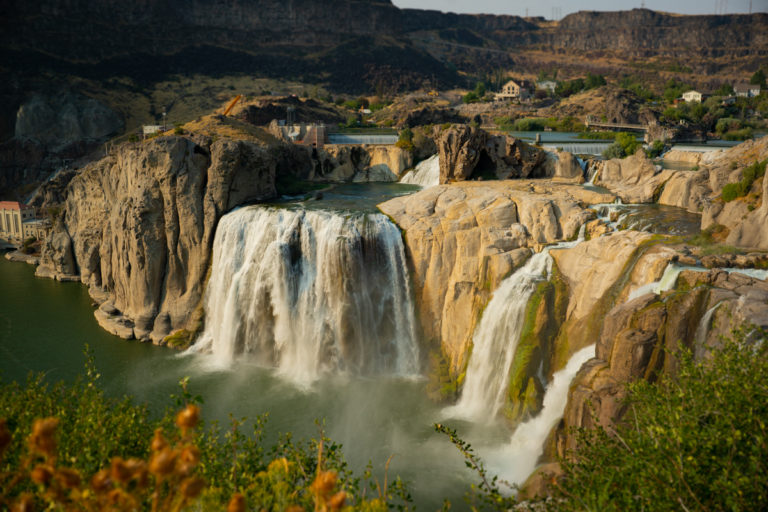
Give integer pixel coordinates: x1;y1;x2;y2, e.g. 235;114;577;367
312;144;412;182
37;136;282;343
595;149;674;203
556;267;768;457
379;180;614;373
436;125;552;184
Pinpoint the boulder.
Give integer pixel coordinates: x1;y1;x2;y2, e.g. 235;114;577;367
595;149;674;203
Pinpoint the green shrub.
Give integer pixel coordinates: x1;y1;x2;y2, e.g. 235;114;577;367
721;159;766;201
548;328;768;512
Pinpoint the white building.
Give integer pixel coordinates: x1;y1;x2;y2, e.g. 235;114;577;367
495;79;532;101
734;83;761;98
0;201;36;243
682;90;703;103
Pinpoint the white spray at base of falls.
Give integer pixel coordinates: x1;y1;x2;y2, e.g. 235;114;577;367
190;206;420;385
443;227;585;422
485;344;596;486
399;154;440;188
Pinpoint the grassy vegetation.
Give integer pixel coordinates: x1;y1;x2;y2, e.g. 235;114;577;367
602;132;642;159
721;159;767;202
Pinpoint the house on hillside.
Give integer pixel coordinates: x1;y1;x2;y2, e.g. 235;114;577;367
682;90;703;103
495;79;532;101
734;83;761;98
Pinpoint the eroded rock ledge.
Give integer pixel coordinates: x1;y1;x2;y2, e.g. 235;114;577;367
36;136;287;343
379;180;614;373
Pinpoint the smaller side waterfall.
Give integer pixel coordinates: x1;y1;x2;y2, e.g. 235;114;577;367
399;154;440;188
627;263;686;302
486;344;596;485
694;302;723;359
444;228;585;422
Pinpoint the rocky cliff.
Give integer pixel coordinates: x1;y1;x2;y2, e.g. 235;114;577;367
379;181;613;376
36;135;294;343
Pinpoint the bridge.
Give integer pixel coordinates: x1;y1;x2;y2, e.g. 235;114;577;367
585;115;647;132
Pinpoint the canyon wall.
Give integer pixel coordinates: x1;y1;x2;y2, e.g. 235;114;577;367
37;135;297;343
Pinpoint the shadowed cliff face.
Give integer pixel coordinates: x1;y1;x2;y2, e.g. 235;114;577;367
4;2;766;95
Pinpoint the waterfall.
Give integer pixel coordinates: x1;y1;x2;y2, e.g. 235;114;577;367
486;344;596;485
584;161;599;186
541;142;612;156
627;263;686;302
400;154;440;188
190;206;420;384
444;228;585;422
694;302;723;359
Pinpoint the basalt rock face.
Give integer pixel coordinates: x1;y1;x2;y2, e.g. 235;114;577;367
37;136;284;343
0;92;122;199
556;268;768;458
379;181;613;373
550;10;767;59
437;126;552;184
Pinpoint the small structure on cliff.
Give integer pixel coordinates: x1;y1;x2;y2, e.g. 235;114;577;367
0;201;36;244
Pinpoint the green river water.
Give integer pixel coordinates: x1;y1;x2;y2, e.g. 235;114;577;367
0;254;512;509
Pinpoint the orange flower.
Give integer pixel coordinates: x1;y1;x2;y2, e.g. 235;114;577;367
151;428;167;452
227;493;246;512
29;418;58;458
180;476;206;498
30;464;54;485
55;467;81;489
328;491;346;510
149;447;177;477
110;457;132;484
310;470;337;497
90;468;112;493
176;405;200;430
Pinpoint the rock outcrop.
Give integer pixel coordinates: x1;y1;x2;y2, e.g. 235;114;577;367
556;267;768;458
310;144;413;182
437;126;553;184
655;138;768;249
595;149;673;203
37;136;284;343
379;181;614;373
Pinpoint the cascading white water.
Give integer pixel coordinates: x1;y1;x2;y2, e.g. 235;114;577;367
190;206;420;384
399;154;440;188
486;344;596;485
541;142;612;156
444;228;585;422
694;302;723;359
627;263;686;302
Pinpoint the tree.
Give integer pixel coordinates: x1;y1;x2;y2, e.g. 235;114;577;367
750;69;766;87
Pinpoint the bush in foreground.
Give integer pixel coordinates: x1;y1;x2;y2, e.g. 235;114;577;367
547;329;768;511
